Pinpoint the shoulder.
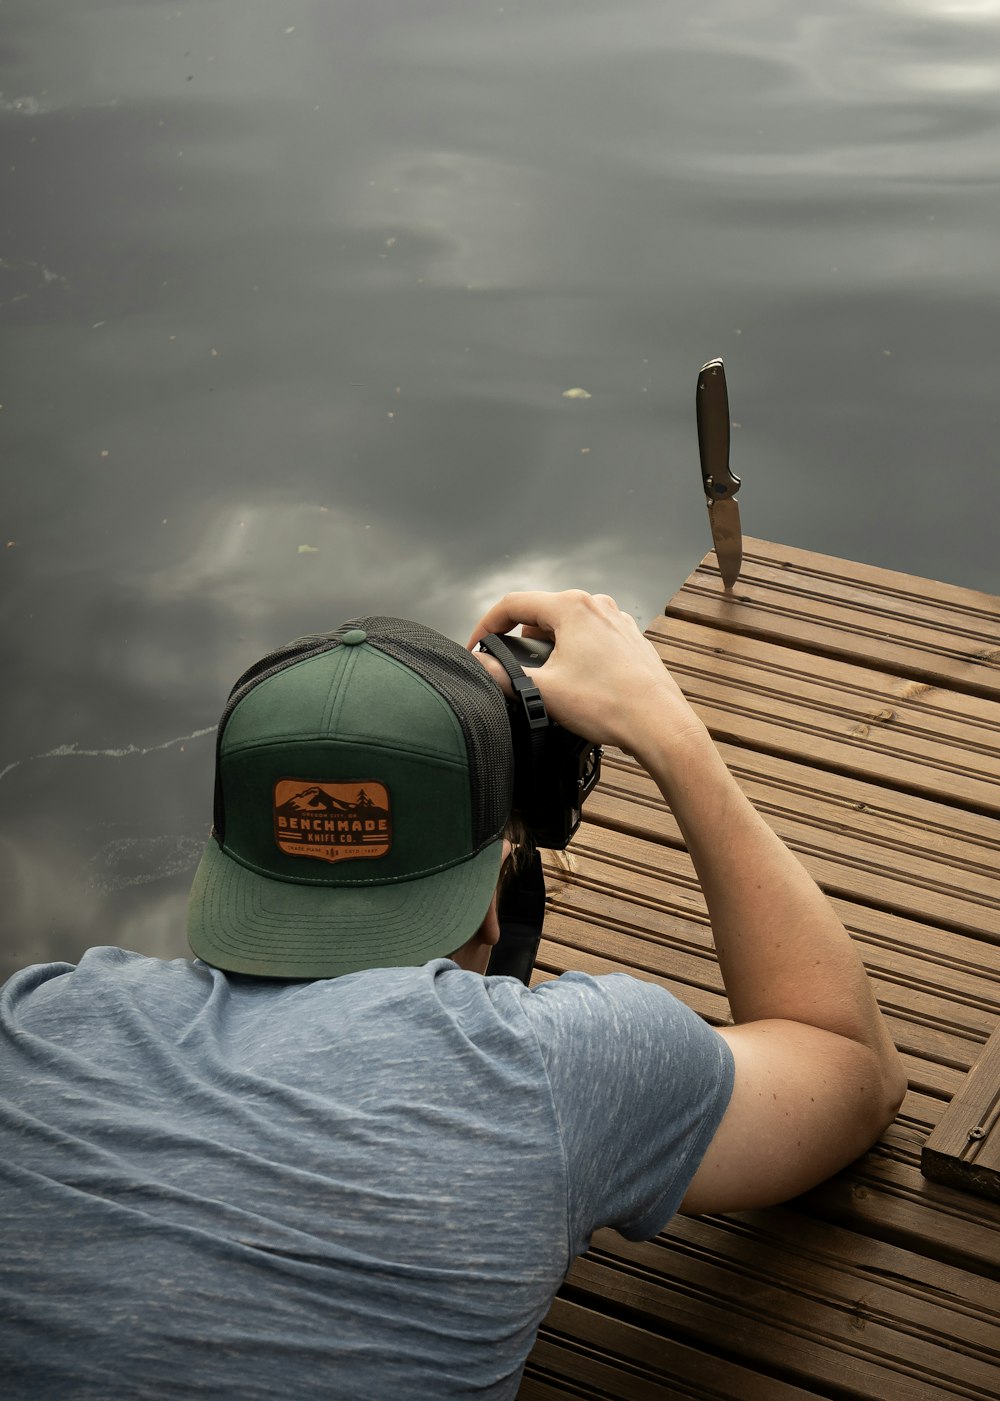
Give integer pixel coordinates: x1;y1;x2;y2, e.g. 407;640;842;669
3;947;193;997
506;971;731;1083
2;948;218;1035
514;969;704;1032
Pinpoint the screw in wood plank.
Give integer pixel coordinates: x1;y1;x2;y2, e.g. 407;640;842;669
967;1127;986;1141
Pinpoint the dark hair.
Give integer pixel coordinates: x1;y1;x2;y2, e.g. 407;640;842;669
497;814;534;898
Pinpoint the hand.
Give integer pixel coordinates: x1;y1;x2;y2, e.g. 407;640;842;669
467;589;703;756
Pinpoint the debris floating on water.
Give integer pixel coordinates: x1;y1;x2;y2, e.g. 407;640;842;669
562;387;591;400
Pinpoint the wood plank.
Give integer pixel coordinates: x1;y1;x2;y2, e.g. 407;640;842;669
643;615;1000;814
590;745;1000;943
668;539;1000;701
565;1221;1000;1401
898;1088;960;1137
543;826;1000;1019
923;1025;1000;1202
539;828;1000;1057
523;1298;822;1400
801;1140;1000;1278
518;1379;579;1401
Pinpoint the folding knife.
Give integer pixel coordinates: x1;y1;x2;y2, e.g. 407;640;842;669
696;357;742;589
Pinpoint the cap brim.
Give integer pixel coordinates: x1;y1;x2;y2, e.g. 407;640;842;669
187;837;504;980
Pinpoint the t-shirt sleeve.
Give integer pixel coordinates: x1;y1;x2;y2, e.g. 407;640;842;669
516;971;734;1253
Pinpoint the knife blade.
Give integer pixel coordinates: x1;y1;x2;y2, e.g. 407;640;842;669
696;357;743;589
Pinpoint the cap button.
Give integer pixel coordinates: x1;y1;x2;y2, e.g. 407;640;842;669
340;627;367;646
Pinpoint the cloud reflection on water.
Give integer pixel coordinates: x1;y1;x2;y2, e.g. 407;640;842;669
350;150;550;292
144;498;685;650
0;830;197;979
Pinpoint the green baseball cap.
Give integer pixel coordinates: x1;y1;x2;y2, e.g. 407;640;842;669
187;617;514;979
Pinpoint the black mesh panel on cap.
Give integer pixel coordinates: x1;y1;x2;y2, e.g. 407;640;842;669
356;616;514;850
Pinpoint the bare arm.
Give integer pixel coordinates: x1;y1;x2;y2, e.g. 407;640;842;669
470;590;907;1213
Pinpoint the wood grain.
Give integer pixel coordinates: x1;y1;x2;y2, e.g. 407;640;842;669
644;616;1000;814
923;1026;1000;1201
667;539;1000;700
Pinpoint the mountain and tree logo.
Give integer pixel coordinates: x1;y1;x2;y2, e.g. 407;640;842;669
273;780;391;863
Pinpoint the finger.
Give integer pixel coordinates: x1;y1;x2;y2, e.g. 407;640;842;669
466;591;567;649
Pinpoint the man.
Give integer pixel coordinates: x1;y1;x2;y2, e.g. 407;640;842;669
0;590;905;1399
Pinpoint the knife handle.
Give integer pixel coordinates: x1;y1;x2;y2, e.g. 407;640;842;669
697;358;741;499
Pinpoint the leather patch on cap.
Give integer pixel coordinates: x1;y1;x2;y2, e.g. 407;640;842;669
273;780;391;863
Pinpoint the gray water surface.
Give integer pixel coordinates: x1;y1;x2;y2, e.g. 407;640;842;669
3;0;998;971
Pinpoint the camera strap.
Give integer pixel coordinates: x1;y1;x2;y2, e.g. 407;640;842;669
486;846;546;985
476;632;549;777
476;633;548;985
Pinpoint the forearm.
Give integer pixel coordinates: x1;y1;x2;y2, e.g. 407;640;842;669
636;714;901;1072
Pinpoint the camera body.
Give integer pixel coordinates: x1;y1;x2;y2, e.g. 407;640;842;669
477;634;602;850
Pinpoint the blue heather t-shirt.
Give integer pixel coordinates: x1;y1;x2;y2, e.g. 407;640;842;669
0;947;733;1399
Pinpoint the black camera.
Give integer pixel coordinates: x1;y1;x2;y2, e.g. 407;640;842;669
476;633;602;850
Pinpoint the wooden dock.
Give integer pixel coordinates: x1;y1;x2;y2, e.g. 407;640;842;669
520;538;1000;1401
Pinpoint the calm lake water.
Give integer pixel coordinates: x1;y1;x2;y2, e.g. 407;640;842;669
2;0;998;973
